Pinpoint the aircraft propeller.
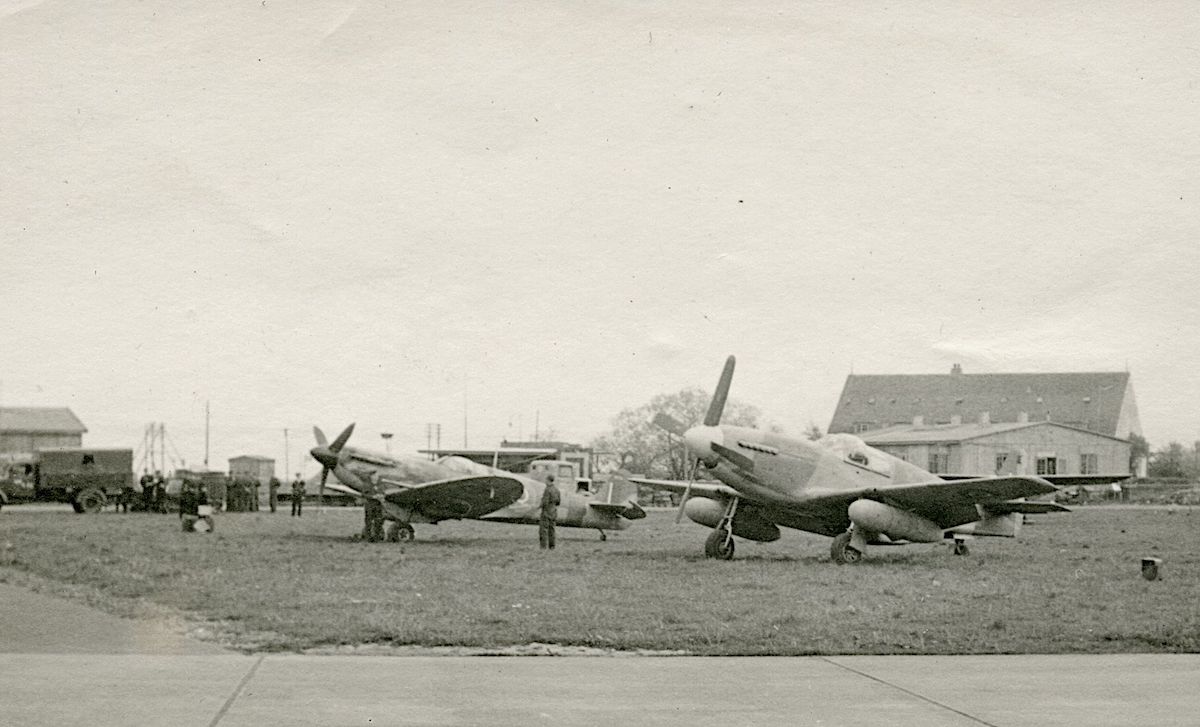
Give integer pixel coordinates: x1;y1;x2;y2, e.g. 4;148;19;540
652;355;737;523
311;423;356;493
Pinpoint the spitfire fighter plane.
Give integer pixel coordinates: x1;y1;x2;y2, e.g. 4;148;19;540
630;356;1070;563
309;425;644;541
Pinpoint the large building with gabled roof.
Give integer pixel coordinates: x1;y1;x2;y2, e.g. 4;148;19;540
829;364;1141;439
0;407;88;455
828;365;1141;477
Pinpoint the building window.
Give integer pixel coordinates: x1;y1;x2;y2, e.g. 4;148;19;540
1036;457;1058;475
1080;453;1098;475
928;453;949;473
852;422;876;433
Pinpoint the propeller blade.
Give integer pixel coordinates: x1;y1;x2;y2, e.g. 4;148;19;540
320;467;329;489
703;355;736;426
652;412;686;437
675;478;694;524
674;456;701;524
330;423;356;452
313;426;328;448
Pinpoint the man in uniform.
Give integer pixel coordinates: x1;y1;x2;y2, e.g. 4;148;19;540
268;476;280;513
139;470;154;511
539;474;561;550
290;473;305;517
152;471;166;513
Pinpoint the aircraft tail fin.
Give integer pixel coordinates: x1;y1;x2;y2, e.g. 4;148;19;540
592;471;645;519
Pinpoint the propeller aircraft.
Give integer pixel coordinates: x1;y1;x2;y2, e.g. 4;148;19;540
629;356;1070;563
309;425;644;542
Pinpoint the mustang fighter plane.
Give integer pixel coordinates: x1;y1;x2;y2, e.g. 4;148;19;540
630;356;1070;563
309;425;644;541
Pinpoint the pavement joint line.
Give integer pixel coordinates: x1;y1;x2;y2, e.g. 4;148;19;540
820;656;998;727
208;653;264;727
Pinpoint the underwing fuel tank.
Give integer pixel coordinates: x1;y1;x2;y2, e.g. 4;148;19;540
684;498;781;542
847;499;942;543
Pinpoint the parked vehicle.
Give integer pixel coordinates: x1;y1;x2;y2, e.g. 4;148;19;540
0;447;133;513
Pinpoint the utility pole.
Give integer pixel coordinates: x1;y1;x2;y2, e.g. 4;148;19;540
381;432;393;456
283;428;290;479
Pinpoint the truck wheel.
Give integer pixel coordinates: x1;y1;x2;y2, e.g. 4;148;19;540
75;488;107;514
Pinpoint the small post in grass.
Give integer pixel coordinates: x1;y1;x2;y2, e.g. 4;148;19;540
1141;557;1163;581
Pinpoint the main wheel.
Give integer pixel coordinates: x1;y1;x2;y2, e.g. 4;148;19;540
74;488;107;514
704;528;735;560
830;531;863;564
396;523;415;541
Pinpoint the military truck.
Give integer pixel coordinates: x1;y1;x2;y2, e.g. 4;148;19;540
0;447;134;513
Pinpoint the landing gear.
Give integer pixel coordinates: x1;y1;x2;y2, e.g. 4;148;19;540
385;522;415;542
703;497;738;560
830;531;863;564
704;527;735;559
598;530;607;542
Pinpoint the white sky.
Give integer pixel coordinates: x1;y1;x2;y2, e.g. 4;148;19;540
3;2;1198;474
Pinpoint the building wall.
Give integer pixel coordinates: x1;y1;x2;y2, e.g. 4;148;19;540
873;425;1130;476
229;457;275;485
0;432;83;454
961;426;1129;476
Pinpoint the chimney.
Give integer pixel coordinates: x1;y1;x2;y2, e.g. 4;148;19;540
979;411;990;425
950;415;962;426
1017;411;1029;423
913;415;924;427
951;363;963;375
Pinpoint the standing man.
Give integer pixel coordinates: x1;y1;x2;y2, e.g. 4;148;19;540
139;470;154;511
538;474;561;550
290;473;305;517
268;477;280;513
152;471;166;513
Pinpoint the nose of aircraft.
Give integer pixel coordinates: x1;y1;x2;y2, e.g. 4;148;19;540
310;445;338;469
683;425;724;466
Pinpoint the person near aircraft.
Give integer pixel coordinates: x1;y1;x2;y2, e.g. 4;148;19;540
139;470;154;511
291;473;305;516
152;471;166;513
179;481;209;531
307;424;644;542
539;474;561;550
363;498;385;542
268;476;280;513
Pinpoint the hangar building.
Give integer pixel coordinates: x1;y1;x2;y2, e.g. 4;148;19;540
0;407;88;456
828;365;1140;477
229;455;276;485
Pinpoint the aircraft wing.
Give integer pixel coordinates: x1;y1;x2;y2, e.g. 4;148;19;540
800;475;1059;530
624;477;740;500
381;475;525;520
939;473;1130;487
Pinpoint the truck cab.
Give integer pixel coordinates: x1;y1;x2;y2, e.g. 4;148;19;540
526;460;593;494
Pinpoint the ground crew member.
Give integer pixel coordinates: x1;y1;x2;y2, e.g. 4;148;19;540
268;477;280;513
179;481;199;530
118;479;136;513
539;474;561;550
139;470;154;511
152;471;166;513
363;497;385;542
291;473;305;517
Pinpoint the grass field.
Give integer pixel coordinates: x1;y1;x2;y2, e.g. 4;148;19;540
1;505;1197;655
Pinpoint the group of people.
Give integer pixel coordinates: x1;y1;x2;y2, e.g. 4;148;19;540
113;470;167;513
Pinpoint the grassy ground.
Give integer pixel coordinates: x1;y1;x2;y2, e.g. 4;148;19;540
1;505;1197;655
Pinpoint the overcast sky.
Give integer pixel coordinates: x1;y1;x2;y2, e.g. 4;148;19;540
3;2;1198;474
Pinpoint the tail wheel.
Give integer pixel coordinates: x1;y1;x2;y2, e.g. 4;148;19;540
704;528;735;560
953;541;970;556
830;531;863;564
74;488;107;514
